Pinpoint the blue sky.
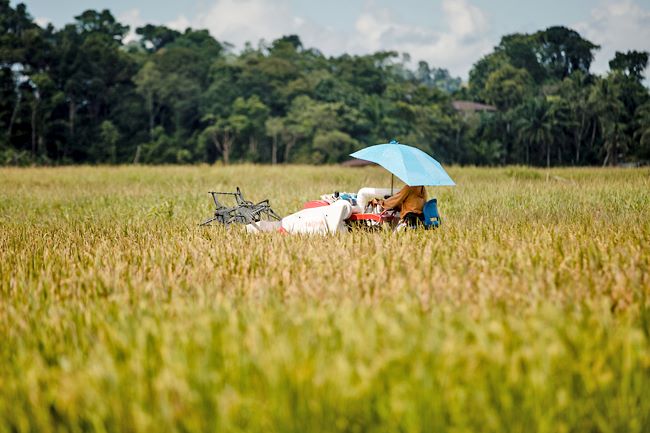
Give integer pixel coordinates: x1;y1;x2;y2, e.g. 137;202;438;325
13;0;650;79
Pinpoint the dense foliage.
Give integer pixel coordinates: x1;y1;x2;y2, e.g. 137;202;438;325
1;1;649;166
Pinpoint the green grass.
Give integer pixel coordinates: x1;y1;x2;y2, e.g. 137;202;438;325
1;165;649;433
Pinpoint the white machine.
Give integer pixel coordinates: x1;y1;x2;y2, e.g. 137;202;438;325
356;187;394;211
281;200;352;234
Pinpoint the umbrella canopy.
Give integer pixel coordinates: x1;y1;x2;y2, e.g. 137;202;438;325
350;140;456;186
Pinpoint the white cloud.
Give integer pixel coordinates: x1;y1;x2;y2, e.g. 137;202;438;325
574;0;650;74
180;0;349;57
442;0;489;37
34;17;50;28
347;0;492;76
118;9;145;42
192;0;297;48
119;8;193;43
161;0;493;78
166;15;191;32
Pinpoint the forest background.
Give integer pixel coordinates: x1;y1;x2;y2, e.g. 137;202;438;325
1;0;649;167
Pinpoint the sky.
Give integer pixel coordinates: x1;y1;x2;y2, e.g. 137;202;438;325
12;0;650;80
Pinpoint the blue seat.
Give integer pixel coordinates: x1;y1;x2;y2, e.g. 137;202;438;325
422;199;441;229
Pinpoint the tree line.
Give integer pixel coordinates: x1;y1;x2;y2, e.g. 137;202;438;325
1;1;649;166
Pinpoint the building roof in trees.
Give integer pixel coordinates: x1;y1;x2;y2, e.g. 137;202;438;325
341;159;377;167
452;100;498;112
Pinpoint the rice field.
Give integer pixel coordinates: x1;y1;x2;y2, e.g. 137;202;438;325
1;164;649;433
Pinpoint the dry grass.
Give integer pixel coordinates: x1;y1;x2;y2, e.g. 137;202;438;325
1;165;649;432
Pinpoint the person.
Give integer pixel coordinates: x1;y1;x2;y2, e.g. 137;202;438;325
379;185;427;226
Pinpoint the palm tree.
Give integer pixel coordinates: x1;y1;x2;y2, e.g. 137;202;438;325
634;102;650;157
548;97;574;165
588;76;627;166
559;71;593;164
601;119;630;166
515;98;553;167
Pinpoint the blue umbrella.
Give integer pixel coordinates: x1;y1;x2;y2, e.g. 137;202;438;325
350;140;456;187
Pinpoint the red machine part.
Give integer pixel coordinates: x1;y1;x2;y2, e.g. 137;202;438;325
303;200;330;209
347;213;383;222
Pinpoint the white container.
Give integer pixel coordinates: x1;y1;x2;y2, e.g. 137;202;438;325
356;187;394;211
281;200;351;234
245;220;282;233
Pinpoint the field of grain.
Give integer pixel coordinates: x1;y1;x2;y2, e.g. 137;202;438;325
1;165;649;433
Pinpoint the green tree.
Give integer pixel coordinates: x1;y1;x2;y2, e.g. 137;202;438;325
634;102;650;159
47;10;138;162
282;96;342;163
484;64;532;111
589;76;628;166
199;116;235;164
498;33;547;83
74;9;129;43
469;27;599;101
557;72;594;164
536;26;599;80
27;71;62;160
133;61;162;140
140;126;180;163
265;117;284;165
0;1;647;167
135;24;180;52
609;50;649;81
312;130;358;163
0;0;54;159
96;120;119;163
231;95;270;161
515;98;553;166
468;52;508;100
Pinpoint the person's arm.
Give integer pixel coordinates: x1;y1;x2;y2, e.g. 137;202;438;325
380;186;409;210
